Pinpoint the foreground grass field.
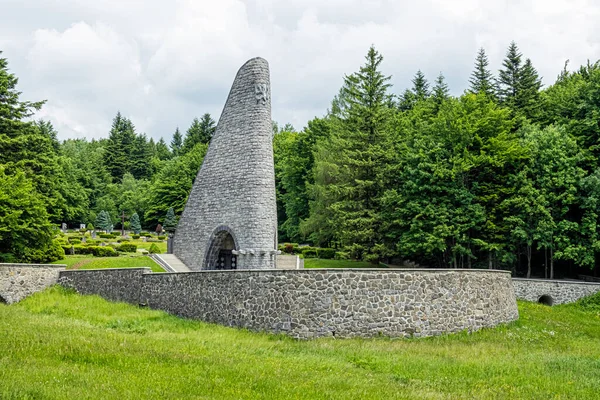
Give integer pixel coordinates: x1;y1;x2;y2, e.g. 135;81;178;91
1;288;599;399
52;255;165;273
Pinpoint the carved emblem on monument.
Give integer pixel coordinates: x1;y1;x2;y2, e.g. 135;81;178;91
255;83;270;105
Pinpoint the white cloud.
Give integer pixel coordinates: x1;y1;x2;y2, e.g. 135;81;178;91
0;0;598;140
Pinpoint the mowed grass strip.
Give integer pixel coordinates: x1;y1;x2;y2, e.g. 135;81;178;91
53;255;165;273
1;287;600;399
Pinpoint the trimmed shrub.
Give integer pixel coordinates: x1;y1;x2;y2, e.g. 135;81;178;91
90;246;117;257
117;244;137;253
68;238;81;245
140;231;150;237
157;235;166;240
301;247;318;258
132;235;141;239
317;248;336;259
98;233;116;239
148;243;160;254
117;239;130;243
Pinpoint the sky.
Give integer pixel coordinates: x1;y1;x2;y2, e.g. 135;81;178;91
1;0;599;141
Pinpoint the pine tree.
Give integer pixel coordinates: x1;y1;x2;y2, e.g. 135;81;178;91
305;46;394;261
432;72;450;110
163;207;177;234
130;212;142;234
469;48;496;99
498;41;522;108
130;133;152;180
95;210;113;233
104;112;136;182
155;137;172;160
411;70;430;101
171;127;183;156
517;58;543;120
182;114;215;155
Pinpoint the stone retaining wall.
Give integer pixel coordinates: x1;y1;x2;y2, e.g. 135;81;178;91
59;268;150;304
58;268;518;339
0;263;66;304
513;278;600;305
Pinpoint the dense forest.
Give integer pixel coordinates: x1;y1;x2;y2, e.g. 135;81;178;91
2;43;600;279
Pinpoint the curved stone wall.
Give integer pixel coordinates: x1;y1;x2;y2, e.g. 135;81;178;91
513;278;600;305
0;263;66;304
59;268;518;339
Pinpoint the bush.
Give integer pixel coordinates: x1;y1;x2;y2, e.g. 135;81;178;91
158;235;166;240
132;235;141;239
20;240;65;263
301;247;318;258
98;233;116;239
117;244;137;253
90;246;117;257
117;239;130;243
148;243;160;254
317;248;336;259
68;238;81;245
140;231;150;237
335;251;350;260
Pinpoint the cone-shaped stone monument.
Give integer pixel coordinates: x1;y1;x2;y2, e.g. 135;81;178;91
172;58;277;271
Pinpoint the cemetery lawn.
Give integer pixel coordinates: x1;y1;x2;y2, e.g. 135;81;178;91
1;287;600;399
304;258;380;268
52;255;165;273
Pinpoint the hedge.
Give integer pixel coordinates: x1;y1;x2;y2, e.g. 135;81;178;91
132;235;141;239
317;248;336;259
98;233;116;239
148;244;160;254
117;244;137;253
158;235;166;240
90;246;117;257
301;247;318;258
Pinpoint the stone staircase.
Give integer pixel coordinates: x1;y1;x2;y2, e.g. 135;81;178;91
150;254;191;273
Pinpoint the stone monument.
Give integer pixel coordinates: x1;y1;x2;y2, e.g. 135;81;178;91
172;57;277;271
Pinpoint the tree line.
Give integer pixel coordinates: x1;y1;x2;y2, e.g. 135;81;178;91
2;43;600;279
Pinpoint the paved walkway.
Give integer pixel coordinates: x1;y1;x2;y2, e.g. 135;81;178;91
152;254;191;273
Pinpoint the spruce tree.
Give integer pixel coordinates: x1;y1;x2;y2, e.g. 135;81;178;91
95;210;113;233
155;137;172;160
171;127;183;156
432;72;450;110
182;114;215;155
498;41;522;108
469;48;496;99
104;112;136;182
305;46;394;261
198;113;216;144
517;58;543;120
163;207;177;234
130;212;142;234
411;70;430;101
130;133;152;180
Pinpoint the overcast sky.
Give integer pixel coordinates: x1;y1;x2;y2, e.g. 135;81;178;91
1;0;598;141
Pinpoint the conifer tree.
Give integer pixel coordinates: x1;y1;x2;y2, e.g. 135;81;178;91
130;212;142;234
498;41;522;108
305;46;394;261
130;133;152;180
104;112;136;182
469;48;496;99
163;207;177;234
432;72;450;110
155;137;172;160
517;58;543;120
95;210;113;233
182;114;216;155
171;127;183;156
411;70;430;101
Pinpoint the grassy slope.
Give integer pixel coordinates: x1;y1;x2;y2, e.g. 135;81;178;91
52;255;165;273
1;287;600;399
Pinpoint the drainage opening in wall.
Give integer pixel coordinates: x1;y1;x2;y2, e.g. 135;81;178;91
538;294;554;306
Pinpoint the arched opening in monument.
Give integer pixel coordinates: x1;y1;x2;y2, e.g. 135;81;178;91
205;230;238;270
538;294;554;306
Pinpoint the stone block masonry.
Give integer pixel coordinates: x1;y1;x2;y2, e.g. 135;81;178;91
513;278;600;305
59;268;151;304
173;57;277;271
58;268;518;339
0;263;66;304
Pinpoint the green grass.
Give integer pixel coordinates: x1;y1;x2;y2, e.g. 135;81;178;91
52;255;165;273
304;258;378;268
1;287;599;399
